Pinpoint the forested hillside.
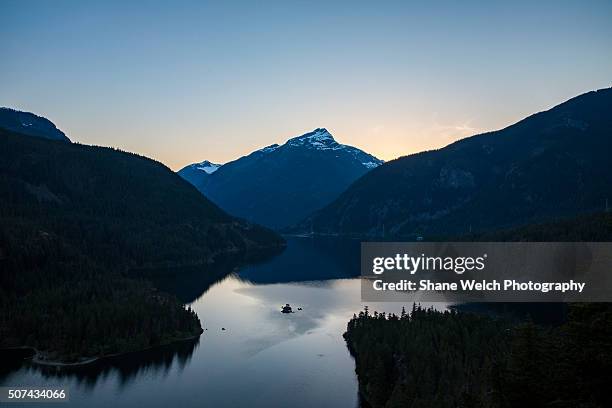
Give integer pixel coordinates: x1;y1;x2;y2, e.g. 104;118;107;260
345;211;612;407
465;211;612;242
345;303;612;408
0;127;284;362
302;88;612;237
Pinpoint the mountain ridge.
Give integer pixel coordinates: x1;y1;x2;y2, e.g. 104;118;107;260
296;88;612;237
0;107;70;142
180;127;383;229
0;122;284;361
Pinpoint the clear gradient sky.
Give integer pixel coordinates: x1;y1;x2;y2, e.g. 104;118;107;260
1;1;611;170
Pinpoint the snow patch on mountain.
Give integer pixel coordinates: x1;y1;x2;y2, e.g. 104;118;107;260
287;128;341;150
285;128;383;168
193;160;222;174
259;144;280;153
362;161;381;169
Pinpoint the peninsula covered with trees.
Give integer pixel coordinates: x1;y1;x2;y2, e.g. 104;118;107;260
345;303;612;408
345;213;612;407
0;125;284;363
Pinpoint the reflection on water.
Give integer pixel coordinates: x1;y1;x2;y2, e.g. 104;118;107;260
0;339;199;391
147;258;240;304
0;238;421;408
236;237;360;284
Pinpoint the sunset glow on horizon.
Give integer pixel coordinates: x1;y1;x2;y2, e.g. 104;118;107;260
1;0;611;170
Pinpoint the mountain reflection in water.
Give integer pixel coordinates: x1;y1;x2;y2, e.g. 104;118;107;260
150;236;361;303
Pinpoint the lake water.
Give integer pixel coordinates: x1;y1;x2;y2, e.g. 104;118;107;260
1;238;438;408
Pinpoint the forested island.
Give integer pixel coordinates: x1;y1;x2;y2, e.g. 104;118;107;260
0;126;284;363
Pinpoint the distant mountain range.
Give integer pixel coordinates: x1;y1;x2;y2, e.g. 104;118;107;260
179;128;383;229
0;107;70;142
296;88;612;237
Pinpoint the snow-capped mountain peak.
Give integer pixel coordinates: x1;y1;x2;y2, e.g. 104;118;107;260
284;128;383;169
193;160;222;174
287;128;340;150
179;127;384;228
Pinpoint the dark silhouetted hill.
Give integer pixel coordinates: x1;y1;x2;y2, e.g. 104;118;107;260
0;107;70;142
0;125;283;362
301;88;612;237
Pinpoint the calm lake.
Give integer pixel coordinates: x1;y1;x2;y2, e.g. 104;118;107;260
1;238;438;407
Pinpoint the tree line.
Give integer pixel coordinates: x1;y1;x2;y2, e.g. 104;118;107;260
345;303;612;408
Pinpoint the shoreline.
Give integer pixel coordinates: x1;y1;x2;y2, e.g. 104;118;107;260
2;242;283;370
128;241;287;273
4;330;203;368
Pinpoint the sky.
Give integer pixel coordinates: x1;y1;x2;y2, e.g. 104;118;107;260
1;1;611;170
